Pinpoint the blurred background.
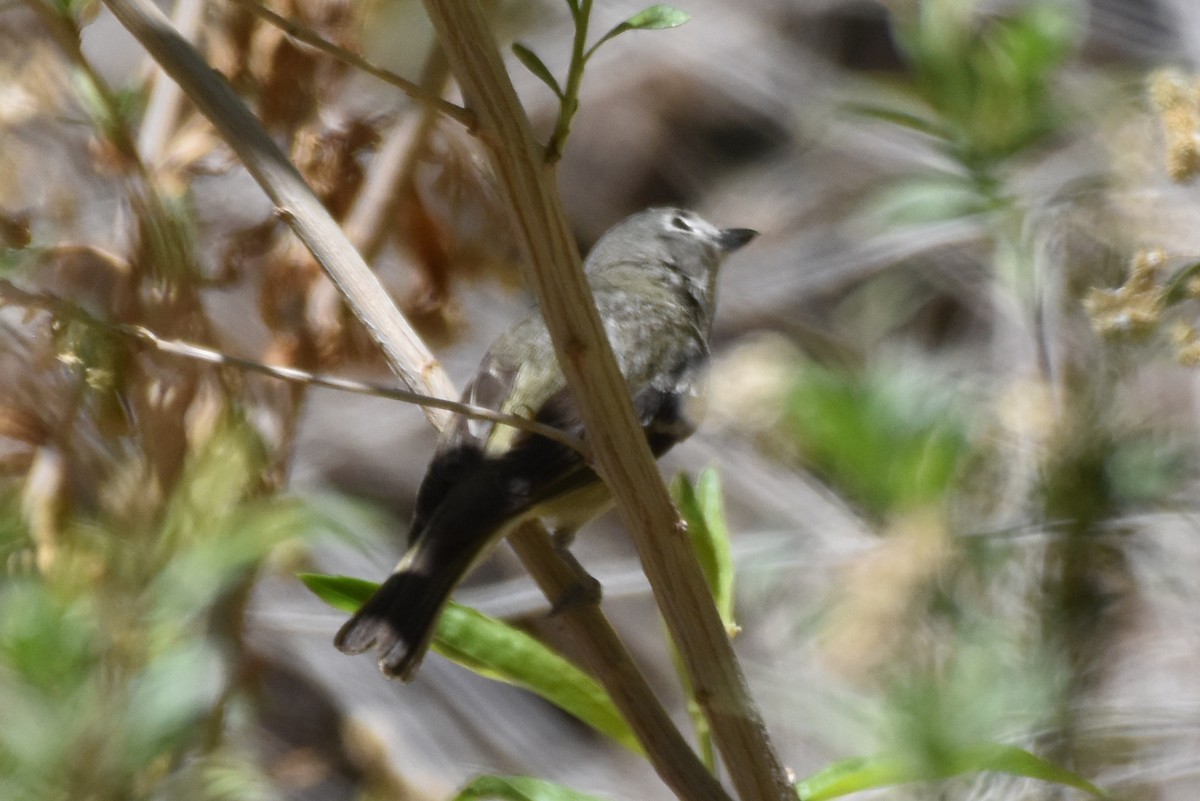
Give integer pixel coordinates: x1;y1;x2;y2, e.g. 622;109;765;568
3;0;1200;798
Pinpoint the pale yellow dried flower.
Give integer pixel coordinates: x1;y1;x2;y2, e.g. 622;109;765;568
1170;323;1200;366
1083;249;1167;338
817;507;952;683
1148;69;1200;182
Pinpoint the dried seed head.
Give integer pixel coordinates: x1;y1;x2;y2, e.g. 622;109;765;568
1148;69;1200;183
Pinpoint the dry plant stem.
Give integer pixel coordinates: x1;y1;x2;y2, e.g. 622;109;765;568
419;3;794;801
137;0;204;162
97;3;725;799
101;0;457;429
345;47;450;260
128;324;585;453
508;523;733;801
0;278;583;453
227;0;475;130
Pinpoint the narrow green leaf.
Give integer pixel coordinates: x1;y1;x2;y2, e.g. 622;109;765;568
795;753;909;801
511;42;564;99
587;5;690;59
795;743;1110;800
974;744;1110;798
671;469;736;634
453;775;606;801
299;573;641;754
434;604;640;753
694;469;735;624
299;572;376;613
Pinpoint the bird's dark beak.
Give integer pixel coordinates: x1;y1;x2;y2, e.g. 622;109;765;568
717;227;757;252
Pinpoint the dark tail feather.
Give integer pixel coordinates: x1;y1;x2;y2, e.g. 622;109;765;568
334;545;472;681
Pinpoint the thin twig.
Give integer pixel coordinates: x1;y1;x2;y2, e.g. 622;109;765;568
129;328;586;453
0;280;585;454
228;0;476;130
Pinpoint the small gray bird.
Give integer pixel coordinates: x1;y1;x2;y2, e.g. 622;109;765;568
335;208;756;680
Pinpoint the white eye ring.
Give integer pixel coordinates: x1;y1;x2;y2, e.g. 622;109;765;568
670;215;694;232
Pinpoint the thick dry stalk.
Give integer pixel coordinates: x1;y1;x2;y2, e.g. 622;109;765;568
419;3;794;801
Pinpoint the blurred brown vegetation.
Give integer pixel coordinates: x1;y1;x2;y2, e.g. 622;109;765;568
4;0;1200;799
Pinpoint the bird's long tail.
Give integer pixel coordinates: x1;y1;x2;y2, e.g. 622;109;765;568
334;533;480;681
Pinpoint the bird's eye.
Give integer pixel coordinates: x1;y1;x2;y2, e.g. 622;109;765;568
670;215;693;231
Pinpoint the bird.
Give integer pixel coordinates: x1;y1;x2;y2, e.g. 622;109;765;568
334;207;757;680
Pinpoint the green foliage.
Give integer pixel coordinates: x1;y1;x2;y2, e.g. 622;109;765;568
671;468;736;633
858;172;994;228
796;605;1108;798
512;1;689;160
1101;432;1187;508
889;0;1077;169
451;774;606;801
158;746;283;801
0;420;307;800
585;5;691;59
783;361;970;519
668;468;737;768
300;573;642;753
512;42;564;99
49;0;96;18
796;742;1109;800
852;0;1079;242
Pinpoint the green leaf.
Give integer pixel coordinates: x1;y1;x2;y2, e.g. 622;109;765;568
300;573;641;754
120;641;224;766
299;572;376;613
796;753;909;801
512;42;564;99
453;775;606;801
433;604;640;753
859;173;988;229
784;362;969;518
795;743;1110;801
671;469;736;634
622;4;690;29
587;5;690;58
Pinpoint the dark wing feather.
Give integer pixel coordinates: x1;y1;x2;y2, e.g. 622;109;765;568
407;362;517;543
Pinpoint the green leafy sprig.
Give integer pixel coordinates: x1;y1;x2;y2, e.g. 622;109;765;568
512;2;689;162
